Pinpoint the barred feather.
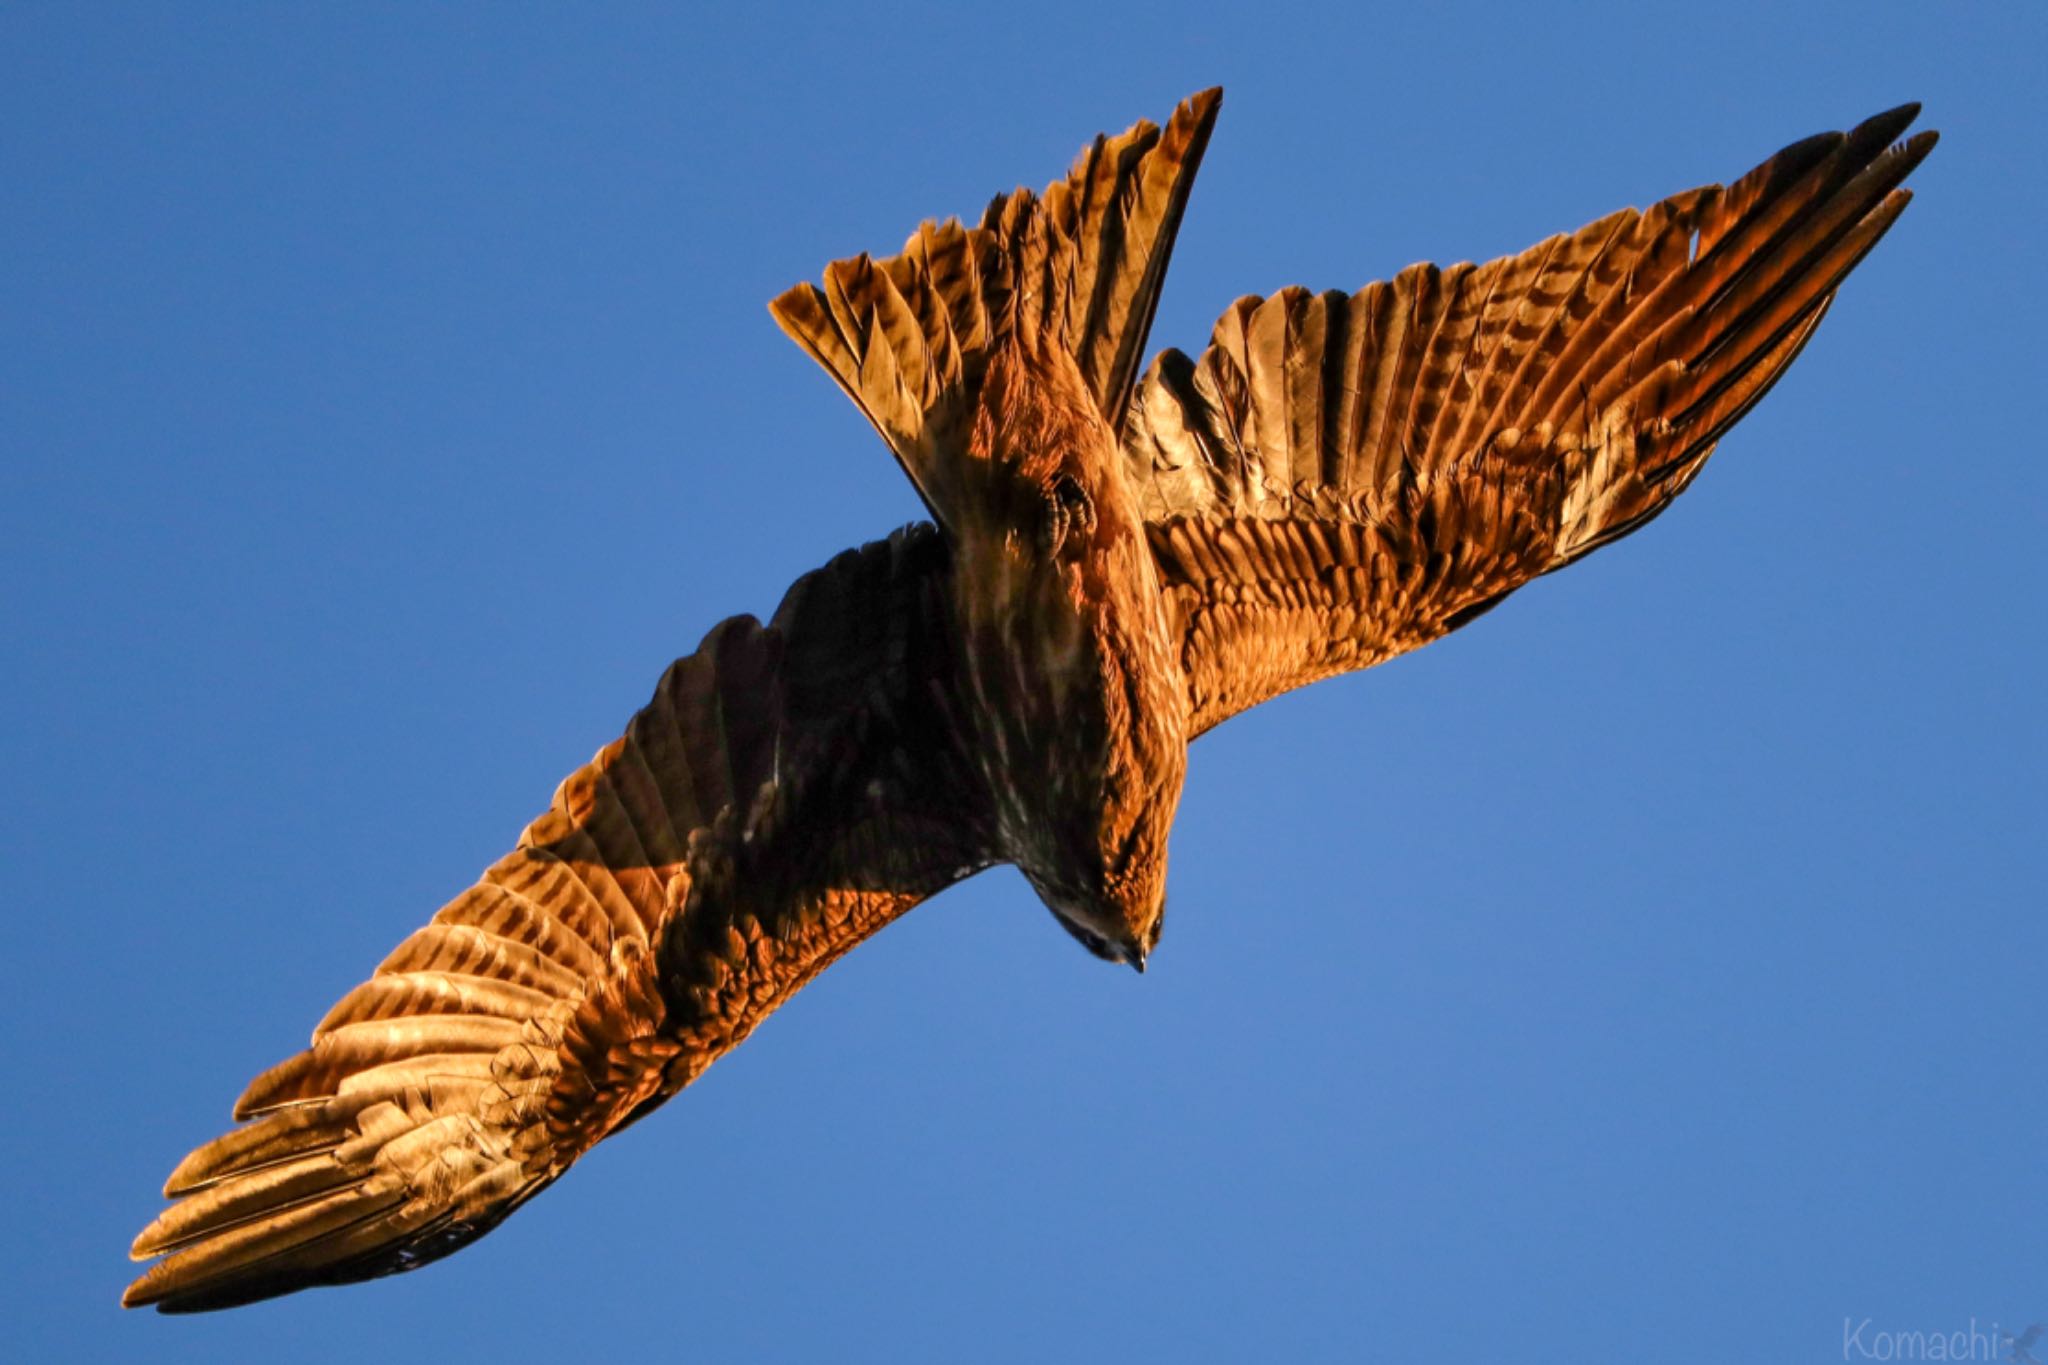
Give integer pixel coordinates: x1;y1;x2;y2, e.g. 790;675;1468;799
127;526;991;1311
769;90;1221;528
1124;105;1935;732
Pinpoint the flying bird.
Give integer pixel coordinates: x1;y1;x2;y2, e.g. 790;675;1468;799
126;89;1935;1311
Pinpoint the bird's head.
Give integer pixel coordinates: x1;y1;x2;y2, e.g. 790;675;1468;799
1020;756;1177;975
1025;868;1165;974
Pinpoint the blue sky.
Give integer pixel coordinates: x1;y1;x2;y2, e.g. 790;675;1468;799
5;4;2043;1361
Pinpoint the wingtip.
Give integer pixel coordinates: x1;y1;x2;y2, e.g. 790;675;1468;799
121;1260;172;1310
1850;101;1925;153
766;278;825;331
1866;127;1939;198
162;1141;222;1198
232;1050;317;1120
1177;87;1224;135
129;1216;176;1263
128;1221;159;1262
119;1263;234;1314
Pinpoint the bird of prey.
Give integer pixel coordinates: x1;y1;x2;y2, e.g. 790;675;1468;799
125;88;1935;1311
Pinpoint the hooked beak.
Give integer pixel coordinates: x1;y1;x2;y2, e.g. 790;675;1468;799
1128;947;1148;975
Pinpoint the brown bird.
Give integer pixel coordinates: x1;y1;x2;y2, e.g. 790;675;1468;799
125;88;1934;1311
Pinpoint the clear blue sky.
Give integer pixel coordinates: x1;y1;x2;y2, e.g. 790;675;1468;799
6;4;2042;1361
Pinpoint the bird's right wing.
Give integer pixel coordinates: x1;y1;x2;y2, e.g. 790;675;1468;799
127;523;996;1312
1124;107;1935;736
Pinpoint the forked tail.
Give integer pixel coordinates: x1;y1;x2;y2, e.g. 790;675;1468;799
770;88;1222;528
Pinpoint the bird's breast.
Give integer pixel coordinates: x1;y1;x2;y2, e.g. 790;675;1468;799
950;539;1185;871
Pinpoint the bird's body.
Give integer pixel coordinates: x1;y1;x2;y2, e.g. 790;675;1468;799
126;89;1935;1312
954;335;1186;965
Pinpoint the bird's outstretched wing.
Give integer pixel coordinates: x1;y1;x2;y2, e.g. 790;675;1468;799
1124;107;1935;735
126;524;993;1311
769;88;1221;526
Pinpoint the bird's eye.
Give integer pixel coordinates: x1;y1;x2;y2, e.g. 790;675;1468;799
1051;907;1120;961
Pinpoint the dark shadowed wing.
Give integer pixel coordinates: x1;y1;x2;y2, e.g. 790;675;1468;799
1124;107;1935;735
127;524;994;1312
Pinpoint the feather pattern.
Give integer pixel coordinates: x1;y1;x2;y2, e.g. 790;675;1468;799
127;526;994;1311
769;90;1221;528
1123;106;1935;733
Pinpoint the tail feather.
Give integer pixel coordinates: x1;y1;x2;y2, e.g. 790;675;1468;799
770;89;1222;527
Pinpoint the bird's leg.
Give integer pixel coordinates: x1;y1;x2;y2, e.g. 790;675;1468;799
1040;473;1097;554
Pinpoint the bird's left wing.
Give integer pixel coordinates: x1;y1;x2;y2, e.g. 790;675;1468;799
126;524;995;1311
1124;106;1934;736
